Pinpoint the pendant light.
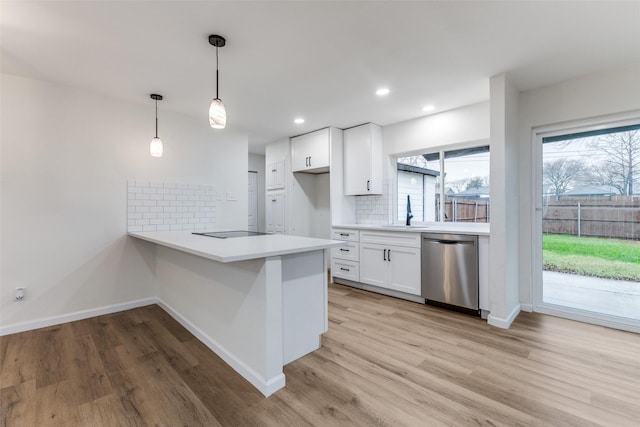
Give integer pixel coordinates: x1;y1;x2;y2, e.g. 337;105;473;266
149;94;164;157
208;34;226;129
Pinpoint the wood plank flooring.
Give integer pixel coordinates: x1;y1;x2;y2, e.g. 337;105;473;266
2;283;640;426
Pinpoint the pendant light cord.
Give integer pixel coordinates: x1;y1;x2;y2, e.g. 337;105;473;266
155;99;158;138
216;46;220;100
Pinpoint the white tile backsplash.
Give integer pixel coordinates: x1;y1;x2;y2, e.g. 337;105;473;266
355;179;393;224
127;180;217;232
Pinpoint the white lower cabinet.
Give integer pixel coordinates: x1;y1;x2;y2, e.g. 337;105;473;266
331;259;359;282
331;228;360;281
359;243;387;288
359;242;421;295
266;192;285;234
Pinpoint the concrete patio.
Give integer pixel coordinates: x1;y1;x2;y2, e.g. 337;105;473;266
543;271;640;321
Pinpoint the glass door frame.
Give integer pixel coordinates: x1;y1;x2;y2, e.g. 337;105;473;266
531;112;640;333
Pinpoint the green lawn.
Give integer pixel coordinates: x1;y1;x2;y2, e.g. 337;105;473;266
543;234;640;281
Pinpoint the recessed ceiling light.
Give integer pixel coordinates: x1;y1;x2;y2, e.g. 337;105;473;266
376;88;390;96
422;105;435;112
294;118;305;124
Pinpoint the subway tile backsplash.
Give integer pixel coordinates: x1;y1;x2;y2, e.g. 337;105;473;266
355;179;392;224
127;180;217;232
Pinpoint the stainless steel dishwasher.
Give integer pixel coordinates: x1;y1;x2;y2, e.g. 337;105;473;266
421;233;479;315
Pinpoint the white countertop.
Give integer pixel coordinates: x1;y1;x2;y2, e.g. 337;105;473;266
129;231;345;263
333;223;490;236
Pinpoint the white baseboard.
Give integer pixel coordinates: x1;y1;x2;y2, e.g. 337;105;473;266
0;297;157;336
487;304;521;329
156;298;285;397
520;303;533;312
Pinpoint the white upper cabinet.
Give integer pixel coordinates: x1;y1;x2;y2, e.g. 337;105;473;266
291;128;330;173
267;159;285;190
343;123;382;195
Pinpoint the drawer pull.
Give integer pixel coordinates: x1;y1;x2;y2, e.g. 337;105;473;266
340;267;350;272
340;233;349;237
340;248;349;252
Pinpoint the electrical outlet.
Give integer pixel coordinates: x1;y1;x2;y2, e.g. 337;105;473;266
15;287;25;302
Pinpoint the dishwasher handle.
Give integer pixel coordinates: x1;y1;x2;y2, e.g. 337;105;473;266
423;237;475;246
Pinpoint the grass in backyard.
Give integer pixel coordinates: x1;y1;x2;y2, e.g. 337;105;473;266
543;234;640;281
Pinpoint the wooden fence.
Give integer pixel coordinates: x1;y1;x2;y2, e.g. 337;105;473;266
436;198;490;223
432;195;640;239
543;195;640;240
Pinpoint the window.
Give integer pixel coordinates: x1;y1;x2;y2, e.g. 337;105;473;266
397;145;490;223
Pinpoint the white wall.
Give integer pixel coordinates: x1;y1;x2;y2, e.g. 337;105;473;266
0;74;248;331
488;73;520;328
249;153;266;232
517;62;640;307
382;102;490;160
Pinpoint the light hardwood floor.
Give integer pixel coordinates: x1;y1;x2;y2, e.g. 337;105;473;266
2;283;640;426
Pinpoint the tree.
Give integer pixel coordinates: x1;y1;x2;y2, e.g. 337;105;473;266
465;176;487;190
588;129;640;195
543;158;585;199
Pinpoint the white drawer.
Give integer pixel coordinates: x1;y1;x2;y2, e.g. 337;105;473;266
331;242;359;262
332;228;359;242
360;230;421;248
331;259;359;282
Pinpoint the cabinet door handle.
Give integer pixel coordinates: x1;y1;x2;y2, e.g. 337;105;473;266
272;169;277;172
340;248;349;252
309;156;311;167
383;249;387;261
272;199;276;202
340;233;349;236
340;267;350;272
387;249;391;262
305;156;309;167
367;180;370;191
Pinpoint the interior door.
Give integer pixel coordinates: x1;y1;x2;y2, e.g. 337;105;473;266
248;171;257;232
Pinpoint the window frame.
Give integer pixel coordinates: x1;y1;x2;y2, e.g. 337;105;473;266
392;140;490;225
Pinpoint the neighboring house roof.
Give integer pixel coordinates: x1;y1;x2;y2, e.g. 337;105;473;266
397;163;440;177
562;185;619;196
448;186;490;199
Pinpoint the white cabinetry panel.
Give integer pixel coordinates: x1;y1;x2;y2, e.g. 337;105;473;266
479;235;490;311
343;123;382;195
386;245;421;295
359;243;387;288
291;128;330;173
330;241;359;262
267;160;285;190
359;231;421;296
331;259;360;281
266;192;285;234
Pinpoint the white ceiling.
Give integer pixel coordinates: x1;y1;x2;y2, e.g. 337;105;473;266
2;1;640;153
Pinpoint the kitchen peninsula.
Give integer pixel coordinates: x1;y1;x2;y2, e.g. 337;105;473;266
129;231;344;397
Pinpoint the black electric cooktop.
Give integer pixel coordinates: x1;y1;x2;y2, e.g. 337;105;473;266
192;231;269;239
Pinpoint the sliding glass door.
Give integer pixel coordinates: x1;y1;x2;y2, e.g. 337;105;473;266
534;119;640;332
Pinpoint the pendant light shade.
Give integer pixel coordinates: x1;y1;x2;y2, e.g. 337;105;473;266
209;98;226;129
150;94;163;157
208;35;226;129
150;137;163;157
